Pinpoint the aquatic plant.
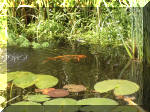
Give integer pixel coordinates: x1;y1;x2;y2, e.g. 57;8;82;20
94;79;139;96
46;89;69;97
7;71;59;89
23;94;50;102
63;84;87;92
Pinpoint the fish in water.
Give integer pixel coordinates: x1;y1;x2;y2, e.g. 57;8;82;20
43;55;87;63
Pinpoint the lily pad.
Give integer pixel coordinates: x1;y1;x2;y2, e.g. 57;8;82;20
44;98;78;112
80;105;117;112
94;80;139;96
43;98;77;105
13;72;37;89
112;106;138;112
24;94;50;102
47;89;69;97
0;96;5;104
35;75;58;89
63;84;86;92
12;101;41;105
7;71;20;82
77;98;118;105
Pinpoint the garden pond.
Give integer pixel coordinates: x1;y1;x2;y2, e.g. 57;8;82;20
4;45;144;111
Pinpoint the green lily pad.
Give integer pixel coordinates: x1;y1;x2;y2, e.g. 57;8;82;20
44;98;77;105
12;101;41;105
13;72;37;89
112;106;138;112
77;98;118;105
44;98;78;112
94;80;139;96
0;96;5;104
80;105;117;112
7;71;20;82
35;75;58;89
24;94;50;102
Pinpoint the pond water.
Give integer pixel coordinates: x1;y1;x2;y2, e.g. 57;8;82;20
6;46;143;106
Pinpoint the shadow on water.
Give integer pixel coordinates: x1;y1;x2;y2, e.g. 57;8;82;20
6;45;143;105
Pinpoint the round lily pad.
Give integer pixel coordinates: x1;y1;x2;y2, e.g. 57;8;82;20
94;80;139;96
0;96;5;104
112;106;138;112
13;72;37;89
44;98;78;112
63;84;86;92
77;98;118;105
12;101;41;105
7;71;21;82
35;75;58;89
24;94;50;102
43;98;77;105
47;89;69;97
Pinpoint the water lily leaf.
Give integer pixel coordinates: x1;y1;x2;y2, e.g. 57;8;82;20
63;84;86;92
12;101;41;105
35;75;58;89
44;98;78;112
112;106;138;112
7;71;20;82
77;98;118;105
0;96;5;104
47;89;69;97
44;98;77;105
13;72;37;89
80;105;117;112
94;80;139;96
24;94;50;102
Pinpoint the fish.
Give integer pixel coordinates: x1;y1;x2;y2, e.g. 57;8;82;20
43;55;87;63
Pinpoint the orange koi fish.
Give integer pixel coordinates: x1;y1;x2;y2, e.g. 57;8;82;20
43;55;86;63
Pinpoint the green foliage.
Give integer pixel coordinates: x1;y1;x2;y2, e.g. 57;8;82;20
12;101;41;105
24;94;50;102
77;98;118;105
94;79;139;96
44;98;77;105
35;75;58;89
7;71;59;89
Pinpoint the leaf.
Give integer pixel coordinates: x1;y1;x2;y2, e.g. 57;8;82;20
24;94;50;102
47;89;69;97
12;101;41;105
13;72;37;89
94;80;139;96
0;96;5;104
77;98;118;105
112;106;138;112
44;98;78;112
63;84;86;92
43;98;77;105
7;72;20;82
35;75;58;89
80;105;117;112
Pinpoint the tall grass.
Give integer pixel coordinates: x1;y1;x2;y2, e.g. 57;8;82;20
6;0;149;61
